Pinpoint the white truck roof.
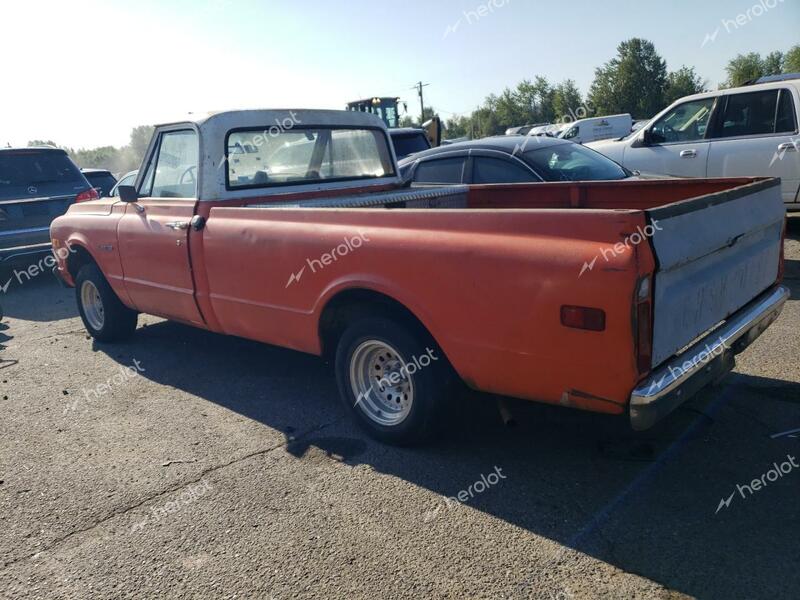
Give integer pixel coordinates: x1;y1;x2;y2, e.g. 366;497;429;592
150;109;400;201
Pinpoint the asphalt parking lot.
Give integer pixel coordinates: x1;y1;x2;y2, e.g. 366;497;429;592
1;220;799;600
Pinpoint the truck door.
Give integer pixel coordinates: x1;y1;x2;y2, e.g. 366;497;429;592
707;88;800;204
117;128;204;326
624;97;716;178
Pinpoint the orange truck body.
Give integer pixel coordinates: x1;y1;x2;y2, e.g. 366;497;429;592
50;110;789;431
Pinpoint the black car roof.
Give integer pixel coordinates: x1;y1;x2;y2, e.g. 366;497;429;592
397;135;567;165
0;146;66;154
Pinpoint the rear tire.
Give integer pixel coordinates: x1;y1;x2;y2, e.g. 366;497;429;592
335;316;450;446
75;264;137;342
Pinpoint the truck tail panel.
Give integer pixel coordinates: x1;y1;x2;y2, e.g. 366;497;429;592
645;179;785;368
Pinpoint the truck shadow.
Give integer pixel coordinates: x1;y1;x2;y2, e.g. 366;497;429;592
95;313;800;600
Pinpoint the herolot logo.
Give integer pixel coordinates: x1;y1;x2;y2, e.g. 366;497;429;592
715;454;798;514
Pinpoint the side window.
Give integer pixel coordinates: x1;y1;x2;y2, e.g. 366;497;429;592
775;89;798;134
650;98;715;144
413;157;466;184
717;90;782;139
140;130;198;198
473;157;537;184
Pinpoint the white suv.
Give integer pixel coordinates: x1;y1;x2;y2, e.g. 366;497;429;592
587;75;800;209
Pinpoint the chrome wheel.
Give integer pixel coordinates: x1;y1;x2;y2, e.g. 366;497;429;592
350;340;414;426
80;280;105;331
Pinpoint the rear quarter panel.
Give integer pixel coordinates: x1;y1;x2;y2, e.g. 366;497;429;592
197;207;655;413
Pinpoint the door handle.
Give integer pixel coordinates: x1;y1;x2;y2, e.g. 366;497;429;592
680;149;697;158
165;221;190;230
777;142;798;152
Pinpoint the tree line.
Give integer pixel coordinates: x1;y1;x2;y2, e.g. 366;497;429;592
27;125;153;175
435;39;800;139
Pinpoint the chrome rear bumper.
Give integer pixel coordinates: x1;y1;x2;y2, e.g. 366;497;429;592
630;284;790;431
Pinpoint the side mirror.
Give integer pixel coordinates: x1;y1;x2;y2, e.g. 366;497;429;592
642;129;654;146
117;185;139;203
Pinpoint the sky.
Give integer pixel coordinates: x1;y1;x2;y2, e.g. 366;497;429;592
1;0;798;149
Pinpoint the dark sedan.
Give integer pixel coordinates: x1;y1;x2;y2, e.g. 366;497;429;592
398;135;633;185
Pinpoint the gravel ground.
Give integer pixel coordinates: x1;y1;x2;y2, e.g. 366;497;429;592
0;218;798;600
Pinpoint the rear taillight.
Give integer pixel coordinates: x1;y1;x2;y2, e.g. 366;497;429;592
76;188;99;203
635;275;653;374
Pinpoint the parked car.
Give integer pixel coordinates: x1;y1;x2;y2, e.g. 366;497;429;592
51;109;788;446
505;123;546;136
398;136;633;184
587;75;800;208
441;137;470;146
0;147;97;270
81;168;118;197
528;123;562;137
109;170;138;197
555;114;633;144
388;128;431;160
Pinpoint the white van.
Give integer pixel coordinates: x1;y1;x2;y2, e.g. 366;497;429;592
557;114;633;144
586;75;800;208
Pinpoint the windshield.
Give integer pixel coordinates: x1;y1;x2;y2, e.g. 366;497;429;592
227;127;395;188
524;144;628;181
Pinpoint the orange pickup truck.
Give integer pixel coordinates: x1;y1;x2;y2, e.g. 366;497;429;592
50;109;789;445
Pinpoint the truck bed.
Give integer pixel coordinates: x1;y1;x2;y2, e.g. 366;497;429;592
197;176;784;415
245;177;770;212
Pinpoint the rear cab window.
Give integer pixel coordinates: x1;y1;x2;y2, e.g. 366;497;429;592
225;127;395;189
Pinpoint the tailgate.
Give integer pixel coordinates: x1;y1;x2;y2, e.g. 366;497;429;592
647;179;785;368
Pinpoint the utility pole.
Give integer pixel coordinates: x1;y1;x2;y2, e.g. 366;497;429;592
412;81;430;124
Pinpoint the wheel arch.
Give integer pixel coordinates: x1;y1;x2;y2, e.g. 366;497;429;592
317;287;448;364
65;241;99;282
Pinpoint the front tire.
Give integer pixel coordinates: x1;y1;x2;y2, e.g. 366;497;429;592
335;316;450;446
75;264;138;342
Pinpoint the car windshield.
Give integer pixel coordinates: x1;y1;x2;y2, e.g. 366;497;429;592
524;144;628;181
227;127;395;188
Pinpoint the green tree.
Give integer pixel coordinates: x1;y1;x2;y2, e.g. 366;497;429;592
27;139;58;148
399;106;436;128
664;66;707;105
784;45;800;73
762;51;784;76
588;38;667;119
551;80;584;122
129;125;154;163
724;52;765;87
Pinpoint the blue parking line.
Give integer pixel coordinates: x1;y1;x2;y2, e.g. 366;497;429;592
567;385;736;549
